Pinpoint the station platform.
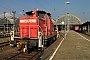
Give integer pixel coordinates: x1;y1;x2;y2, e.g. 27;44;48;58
47;30;90;60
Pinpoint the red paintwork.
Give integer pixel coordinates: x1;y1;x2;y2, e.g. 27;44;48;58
74;26;79;31
19;9;56;38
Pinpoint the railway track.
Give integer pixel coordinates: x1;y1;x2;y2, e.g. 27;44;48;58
7;51;42;60
0;41;9;48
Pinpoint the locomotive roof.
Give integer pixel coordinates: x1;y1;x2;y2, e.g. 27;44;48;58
37;10;46;14
47;13;51;16
26;10;51;14
26;11;33;14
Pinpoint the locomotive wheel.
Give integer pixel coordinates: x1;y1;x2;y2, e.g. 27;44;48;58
33;46;38;52
10;41;16;47
49;40;51;45
27;43;32;53
28;48;31;54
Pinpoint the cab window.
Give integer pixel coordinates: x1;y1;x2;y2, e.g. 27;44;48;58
38;13;45;18
26;11;33;16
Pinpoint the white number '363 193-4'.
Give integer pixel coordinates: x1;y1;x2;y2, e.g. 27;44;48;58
20;19;36;23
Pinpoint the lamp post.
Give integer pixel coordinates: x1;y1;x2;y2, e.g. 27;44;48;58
68;18;70;31
12;10;16;31
64;2;70;39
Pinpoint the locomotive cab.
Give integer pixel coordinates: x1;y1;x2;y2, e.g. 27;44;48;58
10;9;57;52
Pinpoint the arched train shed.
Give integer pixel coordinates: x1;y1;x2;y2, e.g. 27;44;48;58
53;14;83;30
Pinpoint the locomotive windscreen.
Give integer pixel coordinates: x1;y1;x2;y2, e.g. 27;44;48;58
37;11;46;18
38;13;45;18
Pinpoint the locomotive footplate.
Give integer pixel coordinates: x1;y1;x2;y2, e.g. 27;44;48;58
17;41;27;52
14;38;38;52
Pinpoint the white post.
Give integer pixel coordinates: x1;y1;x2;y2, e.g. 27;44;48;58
64;2;70;39
38;32;43;48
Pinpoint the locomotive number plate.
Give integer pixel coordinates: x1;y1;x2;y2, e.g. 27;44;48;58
20;19;36;23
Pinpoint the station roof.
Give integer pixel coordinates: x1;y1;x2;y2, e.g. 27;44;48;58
82;21;90;26
54;14;83;25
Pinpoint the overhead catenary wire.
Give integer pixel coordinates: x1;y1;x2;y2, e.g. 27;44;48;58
0;0;31;16
0;5;12;18
44;0;59;19
34;0;48;11
0;0;57;19
10;0;30;10
0;5;12;11
45;0;54;10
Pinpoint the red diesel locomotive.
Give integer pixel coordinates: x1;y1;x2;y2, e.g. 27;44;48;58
10;9;57;52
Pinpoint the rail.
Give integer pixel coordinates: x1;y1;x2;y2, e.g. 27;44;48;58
0;41;9;48
6;51;42;60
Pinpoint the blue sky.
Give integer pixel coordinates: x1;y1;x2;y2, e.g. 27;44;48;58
0;0;90;22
